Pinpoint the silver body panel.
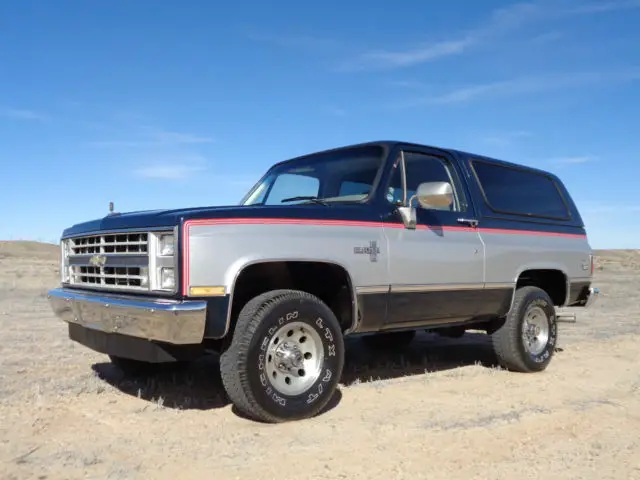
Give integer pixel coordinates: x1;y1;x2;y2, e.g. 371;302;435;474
185;221;592;294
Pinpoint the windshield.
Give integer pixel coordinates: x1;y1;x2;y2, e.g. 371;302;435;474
240;145;387;206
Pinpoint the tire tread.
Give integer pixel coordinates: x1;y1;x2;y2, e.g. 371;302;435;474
220;289;342;423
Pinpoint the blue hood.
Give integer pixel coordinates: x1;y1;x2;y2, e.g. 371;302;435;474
61;203;381;238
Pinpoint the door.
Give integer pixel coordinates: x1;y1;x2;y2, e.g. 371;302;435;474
381;147;486;328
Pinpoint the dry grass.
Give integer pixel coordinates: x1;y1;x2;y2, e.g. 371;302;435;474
0;242;639;480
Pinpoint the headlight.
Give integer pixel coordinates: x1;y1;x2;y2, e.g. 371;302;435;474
159;234;174;256
160;267;175;290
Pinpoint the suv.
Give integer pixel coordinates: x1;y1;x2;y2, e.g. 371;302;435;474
48;141;599;423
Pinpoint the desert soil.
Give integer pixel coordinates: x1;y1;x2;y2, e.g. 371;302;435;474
0;241;639;480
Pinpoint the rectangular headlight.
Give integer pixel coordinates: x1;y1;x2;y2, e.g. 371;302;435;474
160;267;175;290
159;234;175;256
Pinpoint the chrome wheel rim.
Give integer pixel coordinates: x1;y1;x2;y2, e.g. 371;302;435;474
522;306;550;355
265;321;324;396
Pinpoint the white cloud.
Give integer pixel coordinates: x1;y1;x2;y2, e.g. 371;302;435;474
565;0;640;15
481;130;534;147
324;105;347;117
551;155;595;165
134;163;207;180
337;0;640;71
350;39;472;70
0;107;48;121
133;154;209;180
88;125;214;148
395;67;640;106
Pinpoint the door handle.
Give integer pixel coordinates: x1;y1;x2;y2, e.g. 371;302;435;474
457;218;478;228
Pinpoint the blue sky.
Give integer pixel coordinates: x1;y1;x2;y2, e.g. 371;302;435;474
1;0;639;248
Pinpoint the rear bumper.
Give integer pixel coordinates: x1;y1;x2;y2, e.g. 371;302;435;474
47;288;207;345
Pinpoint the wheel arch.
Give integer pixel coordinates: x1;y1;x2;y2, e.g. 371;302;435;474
223;257;359;338
509;263;570;310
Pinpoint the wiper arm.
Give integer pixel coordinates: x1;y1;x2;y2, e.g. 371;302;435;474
280;196;330;205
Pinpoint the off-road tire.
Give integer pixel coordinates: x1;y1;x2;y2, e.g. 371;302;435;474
219;289;345;423
361;330;416;350
490;286;558;373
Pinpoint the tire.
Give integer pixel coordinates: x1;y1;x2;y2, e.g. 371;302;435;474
361;330;416;350
219;289;345;423
490;286;558;373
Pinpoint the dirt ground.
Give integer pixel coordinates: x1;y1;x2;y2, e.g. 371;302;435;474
1;241;639;480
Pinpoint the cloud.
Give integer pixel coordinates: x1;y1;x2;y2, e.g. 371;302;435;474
550;155;596;165
530;30;565;44
565;0;640;15
134;162;207;180
323;106;347;117
132;153;209;180
347;39;472;70
0;107;48;121
480;130;534;147
338;0;640;71
396;67;640;106
89;125;214;148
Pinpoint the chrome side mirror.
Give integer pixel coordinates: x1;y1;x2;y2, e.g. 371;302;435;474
396;181;453;230
397;206;416;229
413;181;453;210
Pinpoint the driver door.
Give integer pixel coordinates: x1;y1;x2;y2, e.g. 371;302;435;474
381;147;486;328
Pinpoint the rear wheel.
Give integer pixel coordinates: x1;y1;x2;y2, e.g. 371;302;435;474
490;286;558;372
220;289;345;423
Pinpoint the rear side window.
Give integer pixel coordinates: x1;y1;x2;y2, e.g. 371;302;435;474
471;160;570;219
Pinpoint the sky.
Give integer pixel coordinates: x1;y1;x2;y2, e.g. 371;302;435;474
1;0;639;249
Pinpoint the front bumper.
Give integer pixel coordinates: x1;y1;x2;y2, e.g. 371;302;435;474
47;288;207;345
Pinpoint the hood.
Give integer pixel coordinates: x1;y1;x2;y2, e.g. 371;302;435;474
61;203;379;238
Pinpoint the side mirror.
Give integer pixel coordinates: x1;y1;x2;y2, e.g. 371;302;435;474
414;181;453;210
397;206;416;230
396;181;454;230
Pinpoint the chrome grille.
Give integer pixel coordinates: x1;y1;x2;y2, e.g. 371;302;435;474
65;231;151;292
70;233;148;255
71;266;147;290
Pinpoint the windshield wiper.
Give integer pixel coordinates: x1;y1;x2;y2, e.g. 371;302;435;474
280;196;330;205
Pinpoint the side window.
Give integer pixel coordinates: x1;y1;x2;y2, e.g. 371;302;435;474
387;152;466;212
472;160;569;219
264;173;320;205
338;180;372;197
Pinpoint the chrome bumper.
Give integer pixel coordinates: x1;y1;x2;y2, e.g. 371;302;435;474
47;288;207;345
584;287;599;308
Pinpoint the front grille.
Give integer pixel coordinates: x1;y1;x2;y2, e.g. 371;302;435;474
65;231;152;292
71;266;147;290
70;233;148;255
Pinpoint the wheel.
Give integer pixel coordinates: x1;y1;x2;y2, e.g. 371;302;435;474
490;286;558;373
219;289;345;423
361;330;416;350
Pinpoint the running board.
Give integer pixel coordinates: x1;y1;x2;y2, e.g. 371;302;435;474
556;311;577;323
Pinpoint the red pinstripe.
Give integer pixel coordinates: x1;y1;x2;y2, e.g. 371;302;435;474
181;218;587;294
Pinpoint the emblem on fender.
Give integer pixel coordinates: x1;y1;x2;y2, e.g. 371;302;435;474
354;240;380;262
89;254;107;267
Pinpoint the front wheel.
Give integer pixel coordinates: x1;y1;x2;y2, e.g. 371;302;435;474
490;285;558;373
220;289;345;423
